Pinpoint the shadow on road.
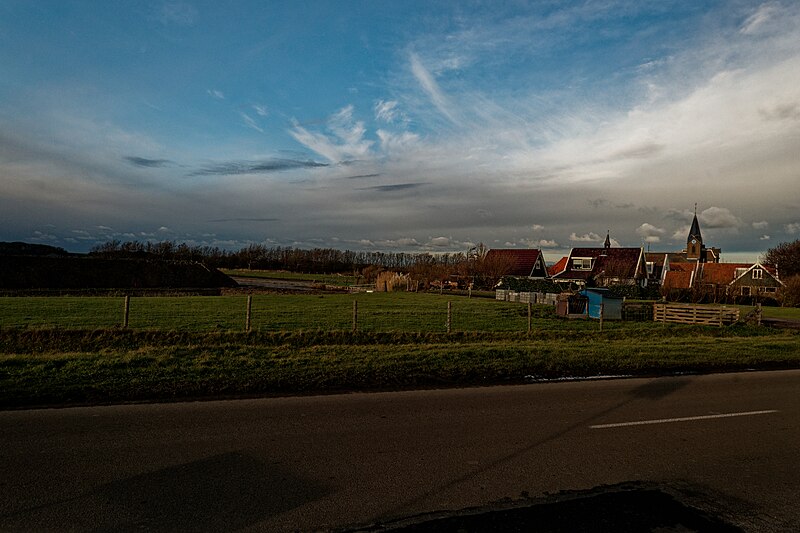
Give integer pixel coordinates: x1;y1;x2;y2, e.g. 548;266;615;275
375;376;692;522
3;452;330;532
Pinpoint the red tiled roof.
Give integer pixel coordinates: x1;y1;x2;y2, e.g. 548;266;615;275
548;256;568;277
485;249;543;277
700;263;778;285
663;270;693;290
668;262;697;272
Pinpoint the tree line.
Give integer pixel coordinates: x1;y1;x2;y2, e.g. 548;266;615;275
88;240;515;289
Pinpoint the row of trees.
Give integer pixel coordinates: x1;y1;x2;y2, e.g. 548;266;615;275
88;240;516;289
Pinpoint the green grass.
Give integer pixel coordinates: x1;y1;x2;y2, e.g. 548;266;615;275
2;292;800;408
221;269;361;286
0;293;572;333
1;329;799;407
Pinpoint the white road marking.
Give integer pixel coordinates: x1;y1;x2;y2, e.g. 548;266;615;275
590;410;779;429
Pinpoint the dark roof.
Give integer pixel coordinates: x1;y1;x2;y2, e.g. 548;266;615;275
485;249;543;277
689;214;702;241
554;247;644;281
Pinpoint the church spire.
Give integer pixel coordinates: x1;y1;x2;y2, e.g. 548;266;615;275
604;230;611;249
687;205;703;261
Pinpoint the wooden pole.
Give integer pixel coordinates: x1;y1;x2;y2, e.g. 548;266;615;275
245;295;252;332
123;296;130;328
527;302;532;335
447;301;452;334
599;303;604;332
757;303;762;326
352;300;358;333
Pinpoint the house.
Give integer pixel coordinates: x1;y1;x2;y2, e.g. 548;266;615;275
551;233;647;287
484;248;549;278
697;262;782;301
658;261;782;302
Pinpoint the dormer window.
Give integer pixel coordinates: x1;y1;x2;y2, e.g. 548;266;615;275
572;258;592;271
752;268;763;280
646;262;654;275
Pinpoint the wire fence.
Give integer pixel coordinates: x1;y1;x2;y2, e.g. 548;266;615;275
0;294;562;334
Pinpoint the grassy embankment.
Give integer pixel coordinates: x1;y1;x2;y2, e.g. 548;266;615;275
1;292;799;408
221;269;360;286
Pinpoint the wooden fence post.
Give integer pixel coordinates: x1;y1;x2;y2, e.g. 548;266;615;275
718;306;723;327
447;301;452;334
599;303;604;332
123;296;130;328
757;303;762;326
245;295;252;332
527;302;532;335
352;300;358;333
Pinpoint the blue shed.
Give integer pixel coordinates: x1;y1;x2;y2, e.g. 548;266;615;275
578;288;624;320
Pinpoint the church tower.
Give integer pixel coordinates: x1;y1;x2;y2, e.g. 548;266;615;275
687;204;703;261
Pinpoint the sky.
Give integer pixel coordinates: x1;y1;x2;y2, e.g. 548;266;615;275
1;1;799;262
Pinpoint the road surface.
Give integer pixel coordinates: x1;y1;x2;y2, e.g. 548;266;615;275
1;370;799;531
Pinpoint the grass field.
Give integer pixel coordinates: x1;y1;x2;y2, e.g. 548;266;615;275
221;269;361;286
2;292;799;407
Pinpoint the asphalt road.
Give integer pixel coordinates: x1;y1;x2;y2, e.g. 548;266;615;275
1;370;799;531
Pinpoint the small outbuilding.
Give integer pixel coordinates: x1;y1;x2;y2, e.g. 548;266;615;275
578;288;623;320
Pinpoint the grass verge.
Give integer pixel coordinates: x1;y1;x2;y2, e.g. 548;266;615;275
2;327;799;408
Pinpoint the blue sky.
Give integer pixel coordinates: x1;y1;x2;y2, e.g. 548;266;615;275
1;1;799;261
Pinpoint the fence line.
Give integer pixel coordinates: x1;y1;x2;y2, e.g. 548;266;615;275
654;303;739;326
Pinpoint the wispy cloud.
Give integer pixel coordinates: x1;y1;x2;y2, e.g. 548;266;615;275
289;105;374;162
209;218;279;223
124;156;173;168
569;232;602;243
207;89;225;100
159;2;198;26
191;158;328;176
356;183;427;193
409;52;458;124
239;112;263;133
253;104;269;117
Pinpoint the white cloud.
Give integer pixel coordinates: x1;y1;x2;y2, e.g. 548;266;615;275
207;89;225;100
698;207;740;229
428;236;452;247
740;3;778;35
752;220;769;229
289;105;374;163
409;52;458;124
374;100;401;123
376;130;420;153
569;232;602;242
760;234;771;240
536;239;559;248
159;2;198;26
253;105;269;117
531;224;544;231
240;112;263;133
636;223;666;243
786;222;800;234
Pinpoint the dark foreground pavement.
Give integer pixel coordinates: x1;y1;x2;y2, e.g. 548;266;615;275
1;370;799;531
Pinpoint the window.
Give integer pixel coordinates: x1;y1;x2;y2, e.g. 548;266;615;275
572;258;592;271
734;268;748;278
765;287;777;293
752;269;763;280
741;286;751;296
646;262;654;275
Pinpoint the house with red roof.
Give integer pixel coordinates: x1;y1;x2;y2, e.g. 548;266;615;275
657;261;782;302
483;248;548;278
